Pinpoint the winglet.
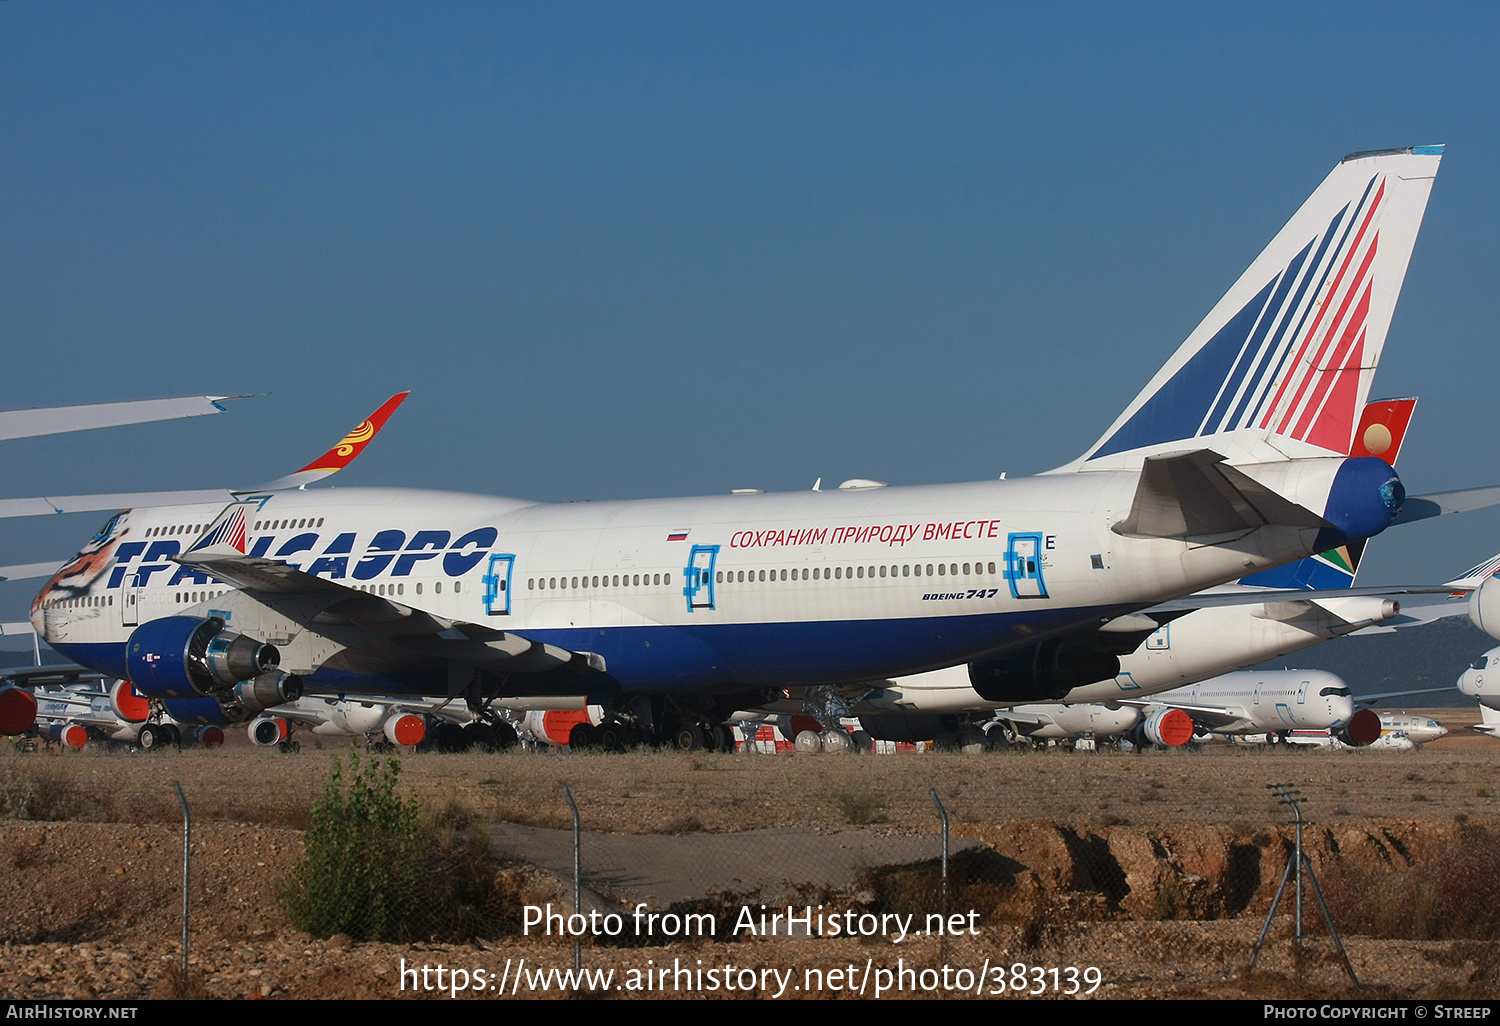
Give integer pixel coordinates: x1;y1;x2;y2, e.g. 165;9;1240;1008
248;392;410;492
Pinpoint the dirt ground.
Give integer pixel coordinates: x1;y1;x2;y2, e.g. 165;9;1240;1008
1;710;1496;1001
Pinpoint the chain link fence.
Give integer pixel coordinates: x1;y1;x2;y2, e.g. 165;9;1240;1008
2;740;1498;998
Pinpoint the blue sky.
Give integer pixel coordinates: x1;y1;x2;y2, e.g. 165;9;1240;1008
3;3;1499;634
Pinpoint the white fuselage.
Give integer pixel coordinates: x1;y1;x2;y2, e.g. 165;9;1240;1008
30;466;1342;698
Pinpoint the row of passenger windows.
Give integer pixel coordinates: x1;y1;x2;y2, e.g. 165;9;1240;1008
48;560;1000;610
531;573;669;590
145;524;203;538
143;516;328;539
525;561;1000;592
254;518;324;530
717;561;998;583
45;595;113;608
349;581;462;597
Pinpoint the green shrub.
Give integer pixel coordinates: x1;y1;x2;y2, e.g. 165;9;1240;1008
278;745;430;940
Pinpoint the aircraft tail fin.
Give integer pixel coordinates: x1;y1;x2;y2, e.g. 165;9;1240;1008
1474;703;1500;737
1073;148;1440;469
248;391;409;492
1445;551;1500;591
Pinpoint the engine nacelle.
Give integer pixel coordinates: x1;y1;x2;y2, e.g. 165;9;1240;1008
0;683;38;735
522;708;599;746
126;617;279;700
1471;577;1500;642
970;641;1120;703
46;722;89;749
193;725;226;748
108;680;151;723
1337;707;1383;747
383;713;426;747
1138;707;1194;747
228;673;303;715
247;715;288;747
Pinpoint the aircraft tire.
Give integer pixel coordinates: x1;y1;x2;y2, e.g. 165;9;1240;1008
569;722;597;751
427;722;467;753
137;724;161;751
161;723;181;747
673;723;703;751
596;720;629;753
490;721;519;750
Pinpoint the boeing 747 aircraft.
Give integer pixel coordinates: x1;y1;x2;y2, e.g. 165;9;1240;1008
29;147;1456;745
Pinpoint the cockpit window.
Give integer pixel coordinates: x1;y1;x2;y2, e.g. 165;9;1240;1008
1319;686;1352;698
1472;657;1490;670
90;512;125;545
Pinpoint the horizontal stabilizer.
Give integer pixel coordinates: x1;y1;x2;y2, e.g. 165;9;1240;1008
1113;449;1329;539
1394;485;1500;526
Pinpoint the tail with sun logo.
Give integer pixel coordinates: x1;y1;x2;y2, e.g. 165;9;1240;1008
1237;396;1416;590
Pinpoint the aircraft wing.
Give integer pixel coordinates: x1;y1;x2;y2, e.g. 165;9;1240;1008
1127;699;1254;734
0;560;65;583
0;491;236;519
0;663;110;688
0;394;253;442
0;393;409;520
173;535;600;683
1145;583;1461;613
1354;687;1458;706
1345;601;1469;635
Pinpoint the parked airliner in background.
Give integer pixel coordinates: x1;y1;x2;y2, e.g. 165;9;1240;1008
793;536;1492;746
1372;711;1449;745
1457;644;1500;737
965;670;1374;748
29;147;1469;747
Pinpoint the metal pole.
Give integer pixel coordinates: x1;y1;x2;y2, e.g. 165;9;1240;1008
171;781;190;986
930;789;949;965
561;783;581;974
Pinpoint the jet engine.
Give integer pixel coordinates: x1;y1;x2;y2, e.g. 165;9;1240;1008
228;672;303;714
1136;707;1194;747
108;680;151;723
383;713;426;747
247;715;288;747
45;722;89;749
1470;577;1500;642
125;617;279;700
0;683;38;735
1337;707;1382;747
969;641;1120;703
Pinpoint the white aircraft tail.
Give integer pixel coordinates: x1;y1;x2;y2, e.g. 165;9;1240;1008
1475;703;1500;738
1071;146;1442;470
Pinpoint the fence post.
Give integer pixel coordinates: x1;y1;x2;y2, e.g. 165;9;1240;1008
561;783;581;973
171;781;190;986
930;788;949;965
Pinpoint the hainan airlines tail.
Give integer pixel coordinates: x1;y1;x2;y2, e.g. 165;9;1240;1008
1063;146;1442;471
